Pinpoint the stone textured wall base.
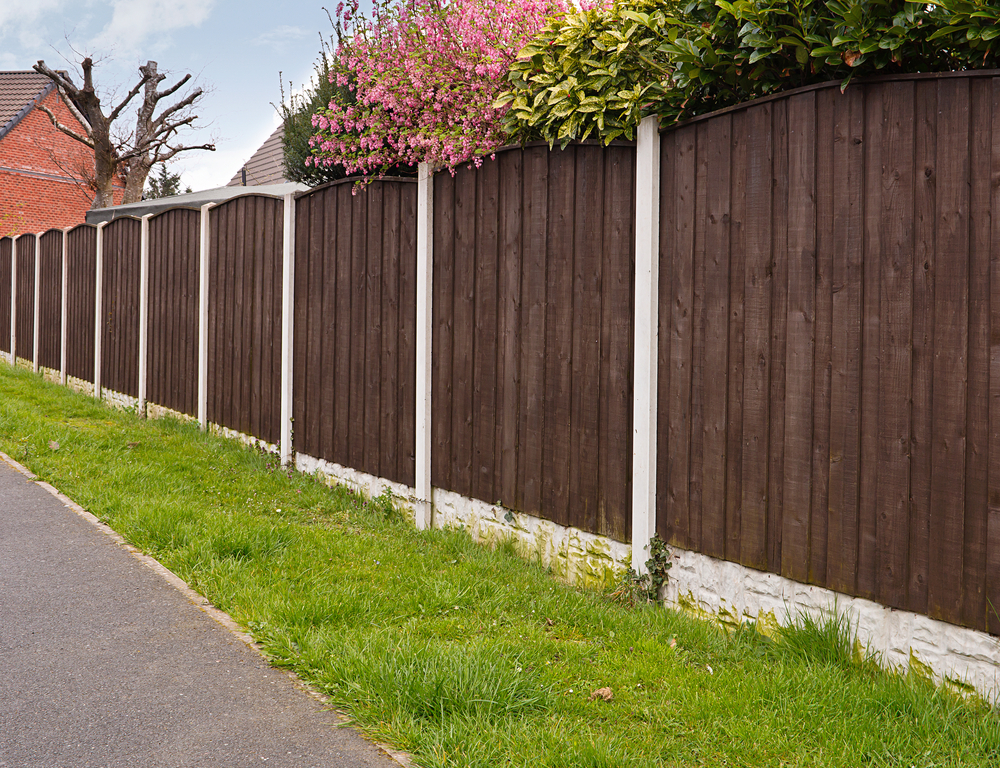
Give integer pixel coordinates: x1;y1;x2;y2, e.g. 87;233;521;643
295;453;629;589
665;547;1000;703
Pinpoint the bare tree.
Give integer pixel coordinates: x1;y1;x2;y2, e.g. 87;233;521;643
32;57;215;208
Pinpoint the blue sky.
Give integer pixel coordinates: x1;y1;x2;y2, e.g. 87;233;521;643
0;1;368;191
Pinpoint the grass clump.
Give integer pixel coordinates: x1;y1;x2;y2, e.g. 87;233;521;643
1;364;998;767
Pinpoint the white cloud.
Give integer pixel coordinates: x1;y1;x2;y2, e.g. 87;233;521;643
0;0;68;36
251;25;310;50
90;0;215;55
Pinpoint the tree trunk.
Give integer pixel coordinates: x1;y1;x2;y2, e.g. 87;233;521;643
123;159;152;204
91;131;118;209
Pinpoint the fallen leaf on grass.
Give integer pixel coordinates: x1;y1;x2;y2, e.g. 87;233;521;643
48;441;59;451
589;687;613;702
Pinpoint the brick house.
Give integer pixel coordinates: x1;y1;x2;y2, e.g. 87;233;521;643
0;71;122;235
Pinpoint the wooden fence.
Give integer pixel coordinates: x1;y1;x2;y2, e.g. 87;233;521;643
0;237;10;356
656;71;1000;635
208;195;284;445
294;179;417;486
66;225;96;383
433;144;635;540
3;70;1000;638
148;209;199;416
15;233;34;361
37;230;61;371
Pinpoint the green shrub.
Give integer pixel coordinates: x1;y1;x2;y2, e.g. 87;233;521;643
499;0;1000;146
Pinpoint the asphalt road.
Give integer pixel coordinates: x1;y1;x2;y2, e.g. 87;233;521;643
0;457;403;768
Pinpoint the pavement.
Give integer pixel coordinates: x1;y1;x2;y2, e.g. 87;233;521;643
0;456;406;768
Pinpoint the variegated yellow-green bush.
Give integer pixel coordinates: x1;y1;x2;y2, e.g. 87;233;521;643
499;0;1000;147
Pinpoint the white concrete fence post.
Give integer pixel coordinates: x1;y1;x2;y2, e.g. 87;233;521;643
137;214;151;414
60;228;69;385
280;193;295;466
197;203;213;430
94;222;105;400
414;163;434;531
8;236;15;365
32;233;40;373
632;114;661;574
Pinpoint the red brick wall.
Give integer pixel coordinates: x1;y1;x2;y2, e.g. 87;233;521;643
0;88;123;236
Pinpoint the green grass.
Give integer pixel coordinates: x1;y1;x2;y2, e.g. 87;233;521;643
1;364;998;767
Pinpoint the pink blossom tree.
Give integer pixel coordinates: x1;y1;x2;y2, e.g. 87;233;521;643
308;0;566;178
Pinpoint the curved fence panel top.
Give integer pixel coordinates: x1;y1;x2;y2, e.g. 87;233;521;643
655;69;1000;635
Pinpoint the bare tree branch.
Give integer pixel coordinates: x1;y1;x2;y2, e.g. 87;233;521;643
153;143;216;164
35;103;94;148
106;77;150;123
155;73;192;102
31;55;213;207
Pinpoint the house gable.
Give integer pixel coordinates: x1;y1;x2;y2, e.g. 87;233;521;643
0;71;120;234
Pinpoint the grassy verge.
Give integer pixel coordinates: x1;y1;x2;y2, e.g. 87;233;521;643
1;364;998;767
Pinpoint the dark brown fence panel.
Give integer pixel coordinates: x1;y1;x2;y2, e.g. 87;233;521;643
656;72;1000;636
293;179;417;485
0;237;10;355
101;217;141;397
208;196;282;444
37;229;62;371
432;144;635;541
14;233;35;363
65;225;96;382
148;208;200;416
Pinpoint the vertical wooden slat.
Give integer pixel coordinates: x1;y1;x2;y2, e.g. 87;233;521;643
571;146;604;533
313;192;332;459
472;158;499;505
876;81;915;610
827;86;865;595
665;125;696;548
496;151;523;508
601;145;635;541
909;80;938;615
250;201;266;439
781;92;817;584
856;85;885;601
271;198;286;444
451;166;476;497
725;113;747;563
810;89;835;586
399;182;418;486
768;99;789;574
963;79;991;629
363;184;384;475
542;147;575;526
689;125;708;554
987;78;1000;636
656;131;675;544
381;182;401;482
518;147;548;514
293;195;310;455
740;103;773;570
928;78;970;625
334;185;353;464
432;172;455;489
348;191;368;464
700;115;732;560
